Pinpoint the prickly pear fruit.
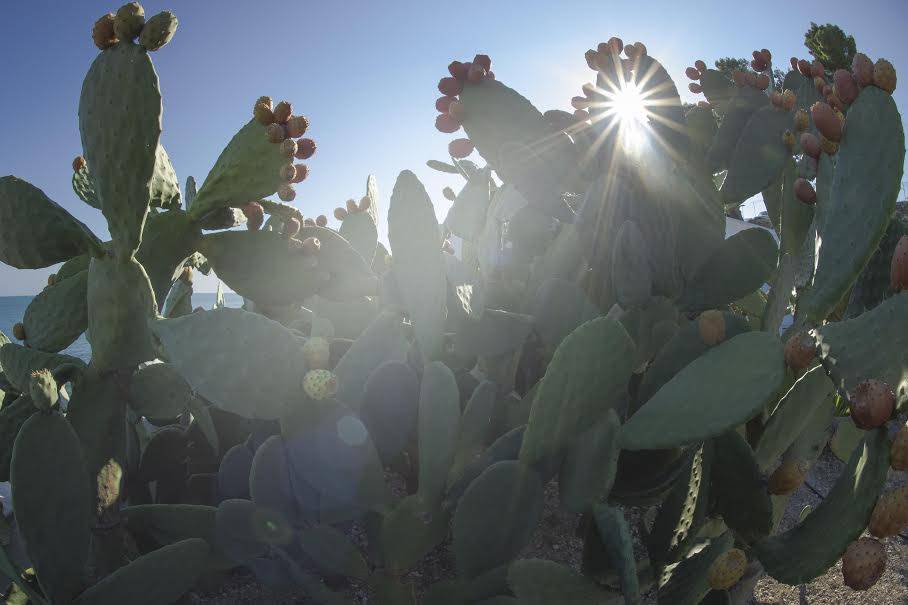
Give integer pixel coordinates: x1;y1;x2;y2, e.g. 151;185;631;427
358;196;371;212
139;10;178;51
755;74;770;90
241;202;264;231
573;109;590;122
685;66;700;80
869;486;908;538
689;83;703;94
279;163;297;182
286;116;309;138
571;96;591;110
302;369;337;400
303;337;330;370
47;273;57;287
467;64;486;83
340;199;355;215
793;109;809;132
796;59;811;77
448;61;468;80
443;186;455;201
732;71;748;86
781;89;796;111
800;133;820;159
278;139;297;158
473;54;491;72
278;184;296;202
281;217;301;239
790;57;798;71
707;548;747;590
811;102;841;142
272;101;292;124
28;369;58;412
291;164;308;184
782;129;796;150
114;2;145;41
891;422;908;471
92;13;118;50
449;138;474;158
295;138;316;160
12;323;25;341
334;207;348;221
436;96;455;113
695;60;707;72
438;77;463;97
770;91;783;108
892;235;908;292
300;236;320;255
256;96;273;109
841;537;886;590
873;59;897;94
266;124;287;144
849;379;895;430
794;178;816;205
768;458;808;495
435;114;461;134
315;215;327;227
254;103;275;125
810;61;825;78
72;156;86;172
607;37;623;54
852;53;874;87
697;310;726;346
833;69;858;105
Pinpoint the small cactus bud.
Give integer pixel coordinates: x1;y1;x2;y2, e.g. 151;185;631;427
295;138;316;160
114;2;145;41
358;196;372;212
868;485;908;538
266;123;287;144
849;379;895;430
448;138;474;158
810;61;825;78
793;177;816;204
448;100;466;120
819;135;839;155
841;537;886;591
768;458;809;495
12;323;25;341
800;133;820;158
467;64;486;83
891;421;908;471
448;61;468;80
732;70;748;86
139;10;178;51
302;369;337;400
435;113;461;133
334;207;348;221
300;236;320;255
315;215;327;227
72;156;86;172
833;69;858;105
781;89;796;111
694;60;707;73
438;77;464;96
254;103;275;125
872;58;897;94
436;96;456;113
286;115;309;138
346;199;358;214
279;139;298;157
810;102;841;142
92;13;118;50
241;202;264;231
443;186;456;201
685;66;701;80
291;164;308;184
793;109;809;131
891;235;908;292
303;336;331;370
688;83;703;94
281;217;301;238
797;59;812;77
29;369;58;412
272;101;292;124
279;163;297;182
473;54;491;72
755;73;769;90
782;129;796;150
697;310;725;346
707;548;747;590
278;184;296;202
784;331;816;371
852;53;874;87
607;37;623;54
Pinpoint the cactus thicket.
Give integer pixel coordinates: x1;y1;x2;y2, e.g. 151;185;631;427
0;5;905;604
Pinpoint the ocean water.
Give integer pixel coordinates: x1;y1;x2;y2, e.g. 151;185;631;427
0;293;245;362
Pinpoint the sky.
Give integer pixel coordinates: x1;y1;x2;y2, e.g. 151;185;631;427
1;0;906;294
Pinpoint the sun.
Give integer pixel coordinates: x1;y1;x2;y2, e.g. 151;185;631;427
599;81;649;150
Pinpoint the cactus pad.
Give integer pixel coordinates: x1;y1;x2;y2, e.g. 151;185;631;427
22;269;88;352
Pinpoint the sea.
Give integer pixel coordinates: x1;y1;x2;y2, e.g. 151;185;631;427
0;293;246;362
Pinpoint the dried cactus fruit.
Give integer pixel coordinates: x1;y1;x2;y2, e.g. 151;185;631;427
303;337;330;370
92;13;118;50
295;138;316;160
438;77;463;96
890;422;908;471
266;123;287;144
28;369;58;411
254;102;275;125
794;178;817;205
139;10;178;51
114;2;145;41
697;310;726;346
279;139;297;157
892;235;908;292
852;53;874;87
12;322;25;341
286;115;309;138
291;164;308;184
841;537;886;590
448;138;474;159
873;59;897;94
868;486;908;538
277;184;296;202
707;548;747;590
768;458;809;495
849;379;895;430
302;369;337;400
273;101;293;124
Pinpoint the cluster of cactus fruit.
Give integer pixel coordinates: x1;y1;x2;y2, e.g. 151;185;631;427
0;5;906;604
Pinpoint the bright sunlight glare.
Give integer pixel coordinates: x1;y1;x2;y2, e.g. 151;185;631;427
600;81;649;150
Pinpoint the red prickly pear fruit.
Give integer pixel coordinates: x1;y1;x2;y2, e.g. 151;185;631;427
241;202;264;231
315;214;327;227
266;124;287;144
891;235;908;292
732;70;748;86
282;217;301;238
448;100;465;120
571;96;592;110
852;53;874;87
868;485;908;538
607;37;623;54
254;103;275;125
685;66;701;80
301;237;320;255
697;310;726;346
448;138;474;159
694;60;707;72
435;114;461;134
358;196;372;212
688;83;703;94
334;207;348;221
279;163;296;182
782;129;796;149
442;186;456;201
345;199;358;213
486;71;495;80
291;164;308;184
768;458;809;495
873;59;897;94
834;69;859;104
286;116;310;138
72;156;86;172
448;61;468;80
798;59;812;77
760;48;772;62
295;138;317;160
273;101;293;124
279;139;297;157
12;322;25;341
473;54;491;72
891;421;908;470
438;77;463;96
278;184;296;202
755;74;770;90
814;76;826;93
573;109;590;122
800;132;820;158
810;61;825;78
810;102;841;142
794;178;817;205
794;109;809;132
790;57;798;70
751;58;767;72
467;64;486;83
784;331;816;372
827;92;845;113
93;13;118;50
114;3;145;41
841;538;886;591
850;379;896;429
436;96;456;113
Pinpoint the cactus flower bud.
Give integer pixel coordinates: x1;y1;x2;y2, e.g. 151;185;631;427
281;217;301;238
873;59;897;94
345;199;358;214
273;101;293;124
241;202;264;231
291;164;308;184
473;54;491;72
707;548;747;590
688;83;703;94
279;139;298;157
72;156;86;172
852;53;874;87
449;138;474;159
448;61;468;80
810;102;841;142
333;207;348;221
300;236;320;255
797;59;812;77
891;235;908;292
12;323;25;341
442;186;456;201
315;215;327;227
92;13;118;50
793;109;808;131
685;66;701;80
891;421;908;471
810;61;825;78
29;369;58;412
694;60;707;73
438;77;464;96
114;2;145;42
436;96;455;113
278;184;296;202
467;64;486;83
448;100;465;120
302;369;337;400
358;196;371;212
294;138;316;160
800;132;820;158
841;538;886;591
139;10;178;51
833;69;858;105
850;379;895;429
303;336;330;369
793;178;816;204
435;114;461;133
266;123;287;144
782;129;796;150
254;103;275;125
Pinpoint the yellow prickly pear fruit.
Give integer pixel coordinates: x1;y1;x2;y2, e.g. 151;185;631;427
707;548;747;590
768;458;809;495
254;102;275;125
273;101;293;124
303;337;331;370
138;10;178;51
780;89;796;111
114;2;145;42
29;369;58;412
868;486;908;538
841;537;886;590
697;310;725;346
302;369;337;400
890;421;908;471
793;109;809;132
819;135;839;155
872;58;897;94
92;13;118;50
12;322;25;341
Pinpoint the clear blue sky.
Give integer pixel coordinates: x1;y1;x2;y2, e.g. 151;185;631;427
2;0;906;294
